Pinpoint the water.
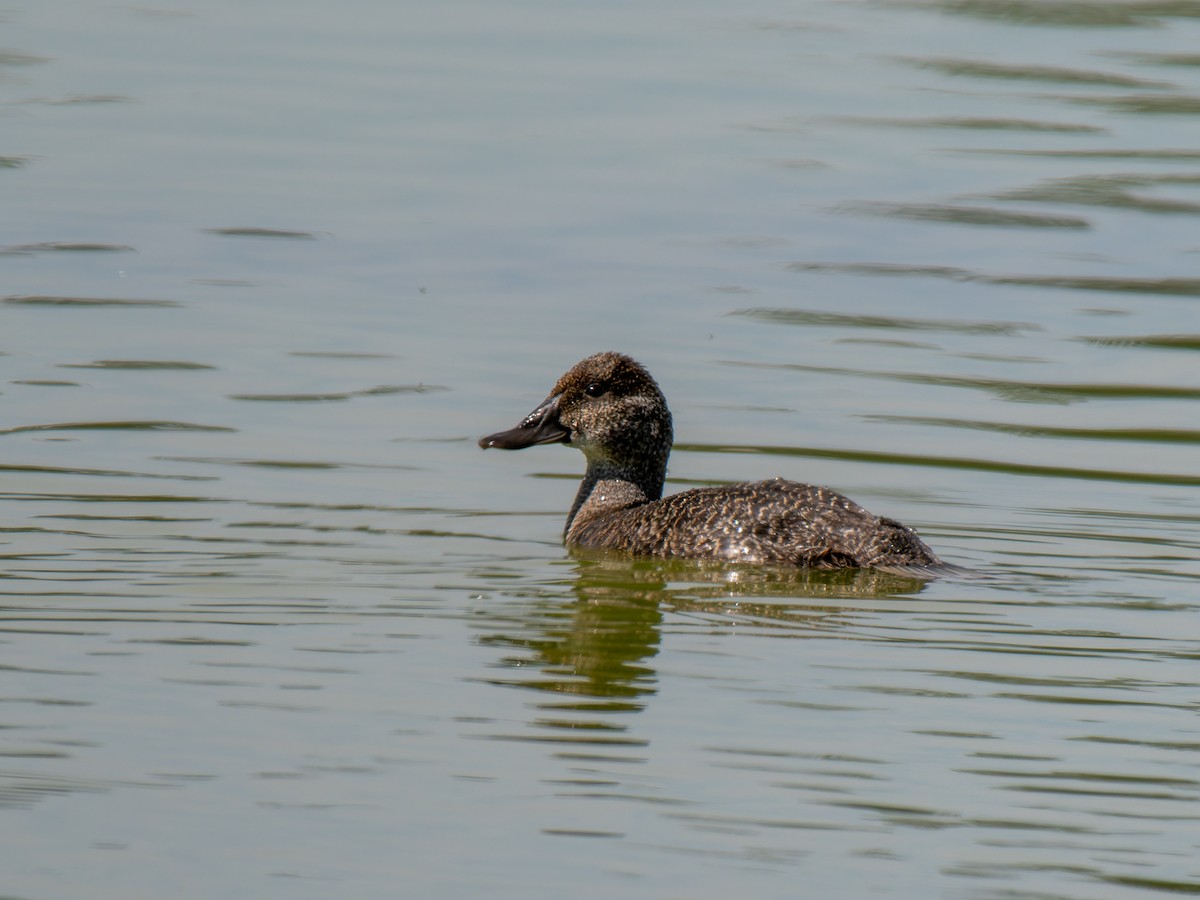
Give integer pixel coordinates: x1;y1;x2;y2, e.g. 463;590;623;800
3;1;1200;897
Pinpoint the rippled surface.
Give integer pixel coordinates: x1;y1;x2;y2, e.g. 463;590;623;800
3;1;1200;897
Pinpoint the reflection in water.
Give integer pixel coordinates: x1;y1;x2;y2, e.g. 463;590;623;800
570;552;936;602
480;566;663;705
481;555;933;705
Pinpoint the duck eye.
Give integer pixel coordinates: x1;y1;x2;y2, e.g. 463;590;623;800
583;381;607;398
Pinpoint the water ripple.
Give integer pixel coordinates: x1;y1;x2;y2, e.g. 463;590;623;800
991;172;1200;213
204;227;318;240
1058;92;1200;115
0;421;235;436
675;441;1200;487
229;384;446;402
0;463;214;481
953;147;1200;161
3;295;180;308
1;242;136;255
729;307;1038;334
835;201;1091;229
866;415;1200;446
900;55;1173;88
1086;333;1200;350
827;114;1105;133
59;360;215;370
911;0;1200;28
727;359;1200;402
789;261;1200;296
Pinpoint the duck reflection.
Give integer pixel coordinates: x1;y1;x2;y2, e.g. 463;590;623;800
479;552;934;705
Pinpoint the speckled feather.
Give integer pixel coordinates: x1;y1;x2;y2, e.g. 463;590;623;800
480;352;941;570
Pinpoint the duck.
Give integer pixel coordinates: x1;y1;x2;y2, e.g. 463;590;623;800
479;351;941;570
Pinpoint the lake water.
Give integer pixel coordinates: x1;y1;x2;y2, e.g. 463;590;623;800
3;1;1200;897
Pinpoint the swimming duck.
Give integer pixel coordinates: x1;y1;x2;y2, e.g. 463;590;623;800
479;352;941;570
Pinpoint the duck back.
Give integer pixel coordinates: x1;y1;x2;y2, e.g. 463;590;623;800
567;477;939;569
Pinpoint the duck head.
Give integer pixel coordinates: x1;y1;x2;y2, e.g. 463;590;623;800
479;351;673;485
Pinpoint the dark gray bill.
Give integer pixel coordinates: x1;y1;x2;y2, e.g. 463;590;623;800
478;395;569;449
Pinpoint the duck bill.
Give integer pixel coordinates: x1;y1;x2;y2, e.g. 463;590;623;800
478;395;570;450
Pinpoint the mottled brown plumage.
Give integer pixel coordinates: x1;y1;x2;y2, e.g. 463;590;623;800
479;352;940;570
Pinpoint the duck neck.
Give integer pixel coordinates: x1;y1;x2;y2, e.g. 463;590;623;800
564;454;667;540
